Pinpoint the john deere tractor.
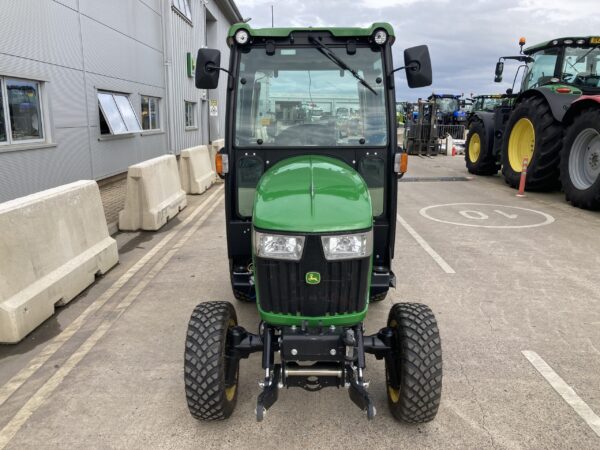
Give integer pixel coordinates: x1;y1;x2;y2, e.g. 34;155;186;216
184;23;443;422
465;36;600;208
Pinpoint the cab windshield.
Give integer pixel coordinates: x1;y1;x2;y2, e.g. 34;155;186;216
234;46;387;147
562;46;600;90
522;47;559;90
475;97;502;112
435;98;459;114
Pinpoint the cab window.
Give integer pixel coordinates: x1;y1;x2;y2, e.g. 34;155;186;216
237;156;264;217
358;157;385;217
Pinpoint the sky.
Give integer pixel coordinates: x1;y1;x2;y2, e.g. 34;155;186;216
236;0;599;101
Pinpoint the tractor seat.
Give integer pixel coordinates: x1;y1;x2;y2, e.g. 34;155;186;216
274;124;336;146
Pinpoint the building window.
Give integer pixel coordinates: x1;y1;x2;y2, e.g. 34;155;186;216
98;91;141;135
172;0;192;22
0;80;5;143
141;95;160;130
185;101;196;128
0;76;44;145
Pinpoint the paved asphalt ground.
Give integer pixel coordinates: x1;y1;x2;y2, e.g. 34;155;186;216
1;156;600;449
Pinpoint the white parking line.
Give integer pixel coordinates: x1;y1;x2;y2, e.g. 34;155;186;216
0;195;223;449
396;214;456;274
522;350;600;437
0;185;223;410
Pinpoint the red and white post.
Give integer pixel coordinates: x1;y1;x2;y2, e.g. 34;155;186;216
516;158;528;197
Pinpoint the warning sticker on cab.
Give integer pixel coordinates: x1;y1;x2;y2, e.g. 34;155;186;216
591;37;600;44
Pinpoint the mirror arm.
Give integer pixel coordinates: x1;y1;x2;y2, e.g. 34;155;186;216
391;62;419;75
206;62;233;78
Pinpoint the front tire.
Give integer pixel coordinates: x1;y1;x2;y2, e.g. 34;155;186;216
465;119;498;175
184;301;239;421
385;303;443;423
560;108;600;210
501;96;562;190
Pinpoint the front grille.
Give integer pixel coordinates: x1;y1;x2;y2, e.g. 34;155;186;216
255;235;370;316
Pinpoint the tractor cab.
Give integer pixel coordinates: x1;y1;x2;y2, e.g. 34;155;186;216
427;94;462;124
472;95;505;113
494;36;600;95
521;37;600;93
196;23;432;304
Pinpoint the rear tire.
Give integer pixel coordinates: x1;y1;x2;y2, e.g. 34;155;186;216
501;97;562;190
184;301;239;421
465;119;498;175
385;303;443;423
560;108;600;210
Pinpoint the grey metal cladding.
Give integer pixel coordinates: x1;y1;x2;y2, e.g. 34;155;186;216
79;0;163;52
0;0;82;69
81;16;164;88
0;128;91;201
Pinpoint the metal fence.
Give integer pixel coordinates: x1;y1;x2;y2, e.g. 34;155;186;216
436;125;466;140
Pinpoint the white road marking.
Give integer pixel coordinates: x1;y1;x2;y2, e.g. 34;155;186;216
459;210;489;220
522;350;600;437
420;203;555;229
0;195;223;449
0;185;223;410
396;214;455;274
494;209;518;219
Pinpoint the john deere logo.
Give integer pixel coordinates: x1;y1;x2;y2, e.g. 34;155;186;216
305;272;321;285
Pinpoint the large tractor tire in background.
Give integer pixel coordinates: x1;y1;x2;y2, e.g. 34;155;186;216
560;108;600;210
465;118;499;175
501;97;563;190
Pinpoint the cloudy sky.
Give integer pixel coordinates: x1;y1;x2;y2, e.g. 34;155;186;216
236;0;598;101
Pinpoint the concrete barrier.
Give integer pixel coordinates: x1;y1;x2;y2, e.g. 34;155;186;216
209;139;224;178
118;154;187;231
179;145;215;194
397;128;405;147
0;180;118;343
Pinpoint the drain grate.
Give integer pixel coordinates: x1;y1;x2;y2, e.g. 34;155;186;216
400;176;473;182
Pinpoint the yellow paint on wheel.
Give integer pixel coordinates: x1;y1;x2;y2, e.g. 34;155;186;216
225;384;237;401
388;386;400;403
469;133;481;163
508;118;535;172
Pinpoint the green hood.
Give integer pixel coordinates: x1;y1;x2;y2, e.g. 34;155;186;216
253;155;372;233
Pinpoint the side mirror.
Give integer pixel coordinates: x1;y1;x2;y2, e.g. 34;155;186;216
494;61;504;83
403;45;432;88
195;48;221;89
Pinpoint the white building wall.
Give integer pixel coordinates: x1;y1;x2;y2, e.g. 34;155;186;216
0;0;240;202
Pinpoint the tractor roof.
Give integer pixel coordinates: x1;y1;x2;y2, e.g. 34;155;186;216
429;94;461;99
524;36;600;54
227;22;395;43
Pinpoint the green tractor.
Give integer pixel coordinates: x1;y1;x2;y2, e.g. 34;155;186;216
466;36;600;208
469;94;511;115
184;23;443;422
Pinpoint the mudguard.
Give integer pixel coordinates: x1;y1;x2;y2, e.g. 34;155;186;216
517;86;582;122
563;95;600;124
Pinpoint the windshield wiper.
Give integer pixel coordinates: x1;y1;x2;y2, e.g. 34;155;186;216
308;36;378;95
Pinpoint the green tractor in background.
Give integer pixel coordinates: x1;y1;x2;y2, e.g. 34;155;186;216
184;23;443;423
466;36;600;209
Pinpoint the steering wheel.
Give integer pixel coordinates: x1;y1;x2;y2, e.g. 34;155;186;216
561;72;575;82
